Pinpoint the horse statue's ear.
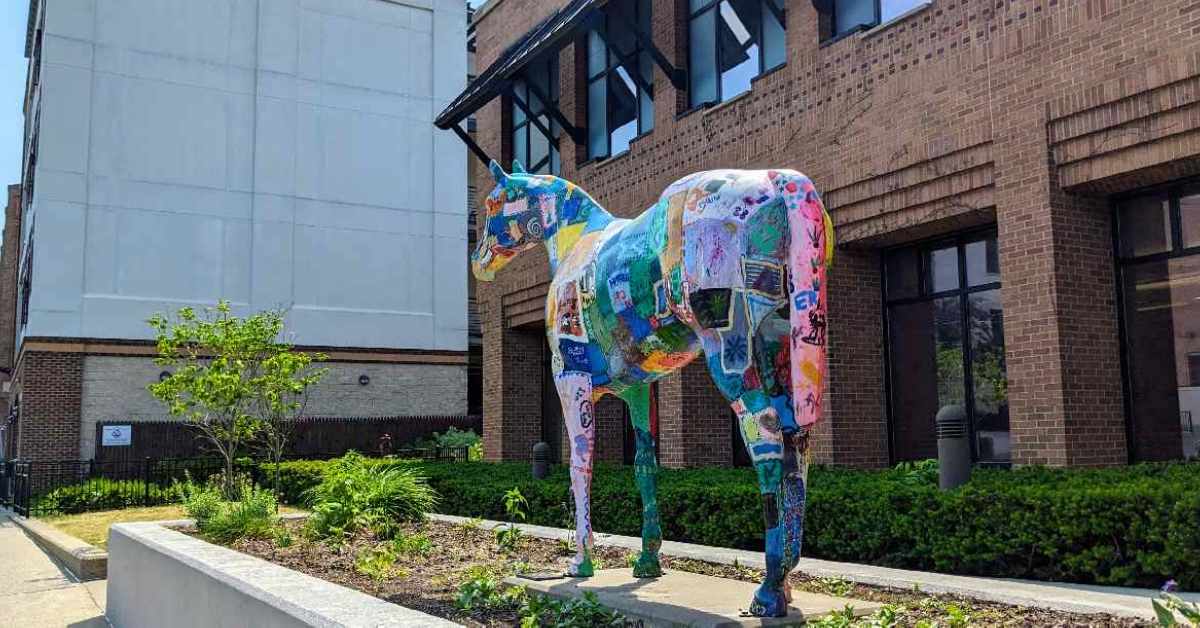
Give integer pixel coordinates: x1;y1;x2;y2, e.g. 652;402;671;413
511;159;527;174
489;160;507;183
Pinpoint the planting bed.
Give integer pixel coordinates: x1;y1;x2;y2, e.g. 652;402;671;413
224;518;1151;627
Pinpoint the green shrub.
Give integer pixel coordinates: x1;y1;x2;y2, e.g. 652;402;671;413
34;479;173;515
264;457;1200;589
180;479;278;543
304;452;437;540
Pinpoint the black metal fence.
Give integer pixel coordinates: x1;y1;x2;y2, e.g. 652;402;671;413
0;447;468;518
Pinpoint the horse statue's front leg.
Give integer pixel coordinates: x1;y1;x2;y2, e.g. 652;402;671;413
553;369;596;577
617;383;662;578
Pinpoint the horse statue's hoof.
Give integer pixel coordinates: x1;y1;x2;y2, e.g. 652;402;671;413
567;556;595;578
747;586;789;618
631;552;662;578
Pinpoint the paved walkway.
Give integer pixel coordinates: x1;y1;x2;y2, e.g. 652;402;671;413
431;513;1198;621
0;510;107;628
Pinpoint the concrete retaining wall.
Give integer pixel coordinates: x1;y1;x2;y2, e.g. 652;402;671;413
106;522;459;628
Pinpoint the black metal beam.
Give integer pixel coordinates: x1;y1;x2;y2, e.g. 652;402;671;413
605;4;687;90
450;123;492;166
522;77;585;145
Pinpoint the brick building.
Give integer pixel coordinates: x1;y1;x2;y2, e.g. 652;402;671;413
438;0;1200;468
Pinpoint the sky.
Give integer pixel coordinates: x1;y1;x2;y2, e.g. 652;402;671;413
0;2;26;189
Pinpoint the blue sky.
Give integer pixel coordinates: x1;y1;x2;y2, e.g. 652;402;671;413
0;2;25;189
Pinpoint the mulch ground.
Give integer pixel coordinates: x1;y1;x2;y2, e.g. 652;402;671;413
227;519;1152;627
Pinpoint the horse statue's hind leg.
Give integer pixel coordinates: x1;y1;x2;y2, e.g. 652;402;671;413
698;327;804;617
616;383;663;577
552;368;597;577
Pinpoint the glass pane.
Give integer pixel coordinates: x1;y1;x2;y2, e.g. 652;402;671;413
639;52;654;134
927;244;959;293
885;247;920;301
588;29;607;78
762;0;785;70
887;301;940;461
608;3;637;63
968;290;1009;464
513;125;527;167
1117;194;1172;258
1122;256;1200;460
833;0;875;35
512;80;526;126
1180;187;1200;249
934;296;965;411
689;11;718;108
881;0;928;22
690;0;712;13
549;55;560;103
718;0;760;102
965;236;1000;287
550;145;560;175
529;123;549;173
587;78;607;159
609;66;639;154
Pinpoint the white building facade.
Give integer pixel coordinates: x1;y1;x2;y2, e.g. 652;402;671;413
12;0;469;461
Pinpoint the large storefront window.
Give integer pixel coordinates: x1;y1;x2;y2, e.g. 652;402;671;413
884;232;1009;464
1117;185;1200;461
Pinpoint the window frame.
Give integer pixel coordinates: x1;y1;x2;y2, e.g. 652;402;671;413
827;0;929;41
881;227;1006;467
1111;176;1200;463
585;0;654;161
510;55;561;175
688;0;787;109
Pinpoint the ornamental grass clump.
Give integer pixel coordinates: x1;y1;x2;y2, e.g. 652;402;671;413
179;477;278;543
304;452;438;540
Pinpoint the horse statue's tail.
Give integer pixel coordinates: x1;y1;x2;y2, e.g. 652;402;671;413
771;171;834;433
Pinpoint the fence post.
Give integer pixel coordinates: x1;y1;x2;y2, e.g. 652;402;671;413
143;457;152;506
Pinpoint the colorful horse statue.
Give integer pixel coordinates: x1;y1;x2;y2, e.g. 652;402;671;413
472;160;833;618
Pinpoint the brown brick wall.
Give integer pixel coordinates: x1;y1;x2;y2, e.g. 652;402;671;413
472;0;1200;467
15;351;83;462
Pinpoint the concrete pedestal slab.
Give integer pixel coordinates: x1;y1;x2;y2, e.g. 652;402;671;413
506;568;883;627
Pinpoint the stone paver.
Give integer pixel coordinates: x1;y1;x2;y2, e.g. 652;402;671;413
509;568;882;627
433;513;1197;621
0;510;108;628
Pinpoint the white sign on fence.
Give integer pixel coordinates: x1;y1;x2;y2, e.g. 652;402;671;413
103;424;132;447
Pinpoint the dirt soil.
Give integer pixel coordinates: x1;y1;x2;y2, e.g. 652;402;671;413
228;519;1152;627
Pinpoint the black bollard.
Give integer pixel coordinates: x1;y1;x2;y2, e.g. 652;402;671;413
532;441;550;479
935;405;970;490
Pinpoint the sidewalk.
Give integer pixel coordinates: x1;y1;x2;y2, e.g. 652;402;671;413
0;510;107;628
431;513;1197;621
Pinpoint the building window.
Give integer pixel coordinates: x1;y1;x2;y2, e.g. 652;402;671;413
511;55;561;174
1116;183;1200;461
830;0;927;38
884;231;1008;465
587;0;654;160
688;0;785;108
18;239;31;329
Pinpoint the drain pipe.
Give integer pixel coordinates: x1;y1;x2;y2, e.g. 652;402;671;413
935;405;970;490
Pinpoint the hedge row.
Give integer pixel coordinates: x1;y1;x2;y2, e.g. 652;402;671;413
266;458;1200;589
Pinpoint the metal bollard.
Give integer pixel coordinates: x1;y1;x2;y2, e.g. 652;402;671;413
935;405;970;490
532;441;550;479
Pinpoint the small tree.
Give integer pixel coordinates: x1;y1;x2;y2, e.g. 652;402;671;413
253;344;326;504
148;301;323;499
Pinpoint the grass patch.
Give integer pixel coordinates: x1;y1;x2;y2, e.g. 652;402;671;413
41;504;304;549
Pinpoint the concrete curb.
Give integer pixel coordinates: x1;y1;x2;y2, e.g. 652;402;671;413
106;520;459;628
9;514;108;581
430;513;1196;621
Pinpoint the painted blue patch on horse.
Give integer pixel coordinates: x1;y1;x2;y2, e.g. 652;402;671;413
793;290;819;311
559;339;591;371
585;343;608;374
752;442;783;457
771;395;797;431
619;308;653;340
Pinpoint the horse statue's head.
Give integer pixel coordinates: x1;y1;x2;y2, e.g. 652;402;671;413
471;159;552;281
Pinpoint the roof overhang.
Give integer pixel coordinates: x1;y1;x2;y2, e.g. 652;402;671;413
434;0;605;132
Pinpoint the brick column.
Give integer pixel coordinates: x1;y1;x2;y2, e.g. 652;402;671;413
657;362;732;468
15;351;84;461
811;248;889;468
994;116;1127;467
481;320;543;463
